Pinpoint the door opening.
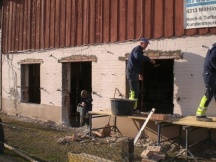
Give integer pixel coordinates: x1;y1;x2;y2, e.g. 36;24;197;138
70;62;92;127
126;59;174;114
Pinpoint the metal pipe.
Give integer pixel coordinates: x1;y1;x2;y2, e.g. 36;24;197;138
0;2;3;111
202;45;210;50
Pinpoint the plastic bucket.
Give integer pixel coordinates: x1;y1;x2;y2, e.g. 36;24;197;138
110;98;135;116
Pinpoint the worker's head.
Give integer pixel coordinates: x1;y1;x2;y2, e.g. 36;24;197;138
140;38;150;49
81;90;89;98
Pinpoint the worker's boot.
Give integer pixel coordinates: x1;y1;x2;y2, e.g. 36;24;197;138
196;116;213;122
196;95;213;122
133;100;141;114
129;90;136;108
129;91;140;114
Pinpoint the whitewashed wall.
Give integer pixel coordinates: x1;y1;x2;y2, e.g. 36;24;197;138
1;34;216;124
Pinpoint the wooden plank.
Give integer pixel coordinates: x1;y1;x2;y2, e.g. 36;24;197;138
153;0;163;38
173;116;216;129
65;0;71;47
49;0;55;48
35;0;41;49
174;0;184;37
44;0;50;48
127;0;134;40
4;143;38;162
135;0;142;39
18;0;23;51
198;28;209;35
55;0;60;48
67;152;114;162
95;0;102;43
76;0;83;46
40;0;45;49
110;0;118;42
31;0;36;49
185;28;197;36
2;0;8;54
3;1;8;53
22;0;28;50
15;1;20;51
7;1;13;52
209;28;216;34
26;0;31;50
143;0;152;38
140;0;145;38
83;0;89;45
118;0;126;41
89;0;95;44
60;0;66;47
88;111;113;116
103;0;110;43
134;108;155;145
10;1;16;52
164;0;174;38
71;0;77;46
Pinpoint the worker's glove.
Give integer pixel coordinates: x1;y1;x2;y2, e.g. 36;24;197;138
150;59;155;64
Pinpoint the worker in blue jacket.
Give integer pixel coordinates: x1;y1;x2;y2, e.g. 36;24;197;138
196;43;216;122
126;38;155;113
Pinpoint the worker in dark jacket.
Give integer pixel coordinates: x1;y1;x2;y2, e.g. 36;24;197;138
196;43;216;122
80;90;92;125
126;38;155;112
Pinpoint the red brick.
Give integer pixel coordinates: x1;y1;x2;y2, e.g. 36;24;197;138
146;146;161;152
141;150;153;158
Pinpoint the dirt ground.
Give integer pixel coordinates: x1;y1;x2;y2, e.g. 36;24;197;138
0;113;216;162
0;155;17;162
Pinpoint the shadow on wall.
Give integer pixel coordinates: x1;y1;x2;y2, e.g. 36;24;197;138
174;51;208;116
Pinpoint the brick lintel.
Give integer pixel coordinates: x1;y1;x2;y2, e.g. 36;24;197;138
19;59;44;64
58;55;97;63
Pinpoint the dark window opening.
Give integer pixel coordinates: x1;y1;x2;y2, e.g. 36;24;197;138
21;64;41;104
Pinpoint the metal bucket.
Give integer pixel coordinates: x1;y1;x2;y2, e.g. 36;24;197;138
110;98;135;116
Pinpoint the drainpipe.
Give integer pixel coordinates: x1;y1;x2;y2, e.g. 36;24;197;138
0;2;3;111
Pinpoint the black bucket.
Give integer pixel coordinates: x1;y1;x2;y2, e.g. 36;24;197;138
110;98;135;116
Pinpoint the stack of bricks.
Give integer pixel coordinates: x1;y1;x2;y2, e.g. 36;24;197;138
150;114;170;121
140;113;170;121
141;146;166;162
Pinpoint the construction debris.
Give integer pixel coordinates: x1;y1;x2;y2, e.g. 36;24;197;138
92;123;111;138
57;133;82;144
92;130;103;137
141;145;165;162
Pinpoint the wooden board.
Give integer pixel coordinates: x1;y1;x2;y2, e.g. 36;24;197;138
172;116;216;129
88;110;113;116
88;110;147;120
67;152;114;162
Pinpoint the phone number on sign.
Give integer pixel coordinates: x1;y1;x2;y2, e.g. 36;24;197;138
187;6;216;13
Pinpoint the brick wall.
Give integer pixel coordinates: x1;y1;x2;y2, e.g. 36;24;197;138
1;34;216;123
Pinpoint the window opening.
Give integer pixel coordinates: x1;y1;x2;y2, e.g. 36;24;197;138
21;64;41;104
